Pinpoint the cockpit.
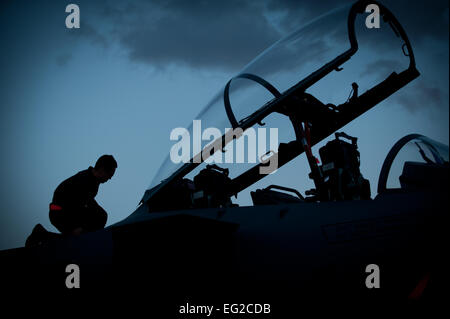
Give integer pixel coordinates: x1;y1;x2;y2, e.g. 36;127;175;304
138;0;429;213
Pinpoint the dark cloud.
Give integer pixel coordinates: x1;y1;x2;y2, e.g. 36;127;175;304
266;0;449;44
95;0;281;71
394;80;446;112
78;0;351;71
73;0;447;72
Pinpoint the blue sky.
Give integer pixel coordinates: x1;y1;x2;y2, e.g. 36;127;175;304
0;0;448;250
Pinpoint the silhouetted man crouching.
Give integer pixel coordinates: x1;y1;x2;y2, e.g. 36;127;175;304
49;155;117;236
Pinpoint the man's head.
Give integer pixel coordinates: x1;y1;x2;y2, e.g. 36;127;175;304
93;155;117;183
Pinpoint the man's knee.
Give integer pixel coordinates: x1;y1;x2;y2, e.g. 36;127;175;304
87;206;107;231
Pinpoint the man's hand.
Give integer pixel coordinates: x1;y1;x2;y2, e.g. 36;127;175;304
71;227;83;236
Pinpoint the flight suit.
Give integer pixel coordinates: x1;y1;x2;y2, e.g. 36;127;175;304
49;166;107;234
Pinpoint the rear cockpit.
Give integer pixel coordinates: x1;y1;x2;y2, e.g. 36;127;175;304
378;134;449;195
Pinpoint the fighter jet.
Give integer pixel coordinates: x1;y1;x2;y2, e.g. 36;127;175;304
1;0;447;310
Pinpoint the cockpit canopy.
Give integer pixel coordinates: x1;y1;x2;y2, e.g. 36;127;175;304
378;134;449;194
144;0;419;204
